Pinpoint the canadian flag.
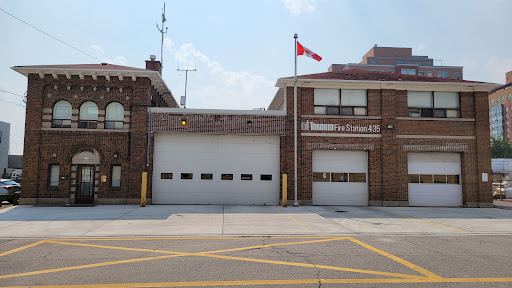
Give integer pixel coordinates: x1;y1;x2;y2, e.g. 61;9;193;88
297;41;322;61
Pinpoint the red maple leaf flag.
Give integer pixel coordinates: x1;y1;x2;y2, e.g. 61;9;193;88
297;41;322;61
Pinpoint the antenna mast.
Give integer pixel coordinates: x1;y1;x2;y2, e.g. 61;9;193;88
177;68;197;108
156;2;168;68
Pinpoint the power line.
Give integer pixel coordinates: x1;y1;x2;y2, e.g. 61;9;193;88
0;89;23;97
0;8;103;62
0;98;25;108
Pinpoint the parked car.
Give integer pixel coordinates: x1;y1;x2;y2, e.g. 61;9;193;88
0;179;21;205
12;176;22;184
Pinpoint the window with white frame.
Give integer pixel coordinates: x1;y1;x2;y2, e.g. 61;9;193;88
314;89;367;116
401;69;416;75
437;71;449;78
78;101;98;129
418;71;424;76
49;164;59;187
427;71;432;77
52;100;72;128
408;91;460;118
105;102;124;129
111;165;121;187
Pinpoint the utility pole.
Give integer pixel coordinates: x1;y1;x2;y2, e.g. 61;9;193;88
177;68;197;108
156;2;168;69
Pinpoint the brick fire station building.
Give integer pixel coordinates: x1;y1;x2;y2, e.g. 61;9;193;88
13;60;499;207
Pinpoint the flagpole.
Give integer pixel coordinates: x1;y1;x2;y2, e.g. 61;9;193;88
293;33;299;207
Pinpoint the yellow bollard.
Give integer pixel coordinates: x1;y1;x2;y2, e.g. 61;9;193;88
282;174;288;207
141;172;147;207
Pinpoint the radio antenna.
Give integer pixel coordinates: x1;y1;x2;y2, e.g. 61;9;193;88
156;2;168;69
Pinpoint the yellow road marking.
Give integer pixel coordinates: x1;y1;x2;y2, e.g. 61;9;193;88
0;254;182;280
3;277;512;288
0;240;47;258
348;237;443;280
194;253;427;279
370;207;465;233
274;206;308;230
53;236;334;241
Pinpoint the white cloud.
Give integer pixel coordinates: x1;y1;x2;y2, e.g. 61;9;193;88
164;37;175;53
282;0;319;16
173;43;275;109
485;56;512;84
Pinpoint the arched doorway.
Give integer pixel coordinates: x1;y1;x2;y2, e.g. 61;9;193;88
72;147;100;204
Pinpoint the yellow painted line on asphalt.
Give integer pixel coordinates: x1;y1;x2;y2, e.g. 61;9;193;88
370;207;465;233
0;240;47;258
348;237;444;280
3;277;512;288
46;240;184;255
274;205;308;230
0;254;182;280
52;236;335;242
194;253;427;280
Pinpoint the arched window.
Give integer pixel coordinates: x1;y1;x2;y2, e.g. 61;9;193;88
105;102;124;129
78;101;98;128
52;100;72;128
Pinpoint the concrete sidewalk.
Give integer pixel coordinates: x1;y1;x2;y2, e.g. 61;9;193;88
1;204;512;238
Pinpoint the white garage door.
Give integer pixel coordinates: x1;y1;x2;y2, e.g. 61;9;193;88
152;134;280;205
312;150;368;206
408;152;462;207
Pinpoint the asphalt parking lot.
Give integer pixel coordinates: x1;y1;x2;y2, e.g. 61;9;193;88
1;204;512;237
1;235;512;287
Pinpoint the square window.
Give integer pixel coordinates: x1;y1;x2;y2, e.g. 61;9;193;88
181;173;193;180
260;174;273;181
408;174;420;183
241;174;253;180
331;173;348;182
221;174;233;180
313;172;330;182
349;173;366;183
419;175;433;183
326;106;340;115
434;175;447;184
201;173;213;180
161;173;173;179
341;107;353;115
447;175;459;184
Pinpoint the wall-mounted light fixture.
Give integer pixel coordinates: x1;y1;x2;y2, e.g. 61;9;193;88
52;153;57;158
113;152;119;158
386;124;394;129
181;118;187;126
247;120;252;128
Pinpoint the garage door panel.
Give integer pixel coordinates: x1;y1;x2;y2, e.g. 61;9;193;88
153;134;279;205
408;152;461;207
312;150;368;206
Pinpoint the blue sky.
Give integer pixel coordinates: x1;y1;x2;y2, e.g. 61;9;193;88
1;0;512;155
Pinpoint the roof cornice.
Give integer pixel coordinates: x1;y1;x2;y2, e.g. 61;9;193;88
275;78;501;92
11;66;177;106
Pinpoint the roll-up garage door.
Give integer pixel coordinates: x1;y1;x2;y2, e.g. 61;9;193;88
408;152;462;206
152;134;280;205
312;150;368;205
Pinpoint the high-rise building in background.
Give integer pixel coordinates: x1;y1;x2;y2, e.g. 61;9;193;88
329;45;463;80
489;70;512;139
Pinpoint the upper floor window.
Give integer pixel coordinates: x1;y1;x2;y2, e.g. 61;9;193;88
502;96;505;101
408;91;460;118
314;89;367;116
78;101;98;129
52;100;72;128
418;71;424;76
455;72;460;80
491;99;494;104
508;93;511;99
401;69;416;75
437;71;449;78
105;102;124;129
427;71;432;77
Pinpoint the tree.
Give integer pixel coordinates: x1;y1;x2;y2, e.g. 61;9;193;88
491;135;512;158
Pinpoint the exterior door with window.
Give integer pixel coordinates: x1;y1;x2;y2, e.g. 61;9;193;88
76;165;95;204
